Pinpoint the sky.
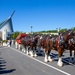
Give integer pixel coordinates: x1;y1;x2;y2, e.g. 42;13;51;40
0;0;75;33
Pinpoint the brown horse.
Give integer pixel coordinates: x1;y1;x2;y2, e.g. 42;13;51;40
21;35;30;53
68;31;75;63
21;34;40;57
41;30;74;67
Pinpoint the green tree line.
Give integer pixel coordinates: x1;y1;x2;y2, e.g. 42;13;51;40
10;27;75;39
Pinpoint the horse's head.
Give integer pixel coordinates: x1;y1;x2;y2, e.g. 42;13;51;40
62;29;73;42
33;35;43;48
69;31;75;45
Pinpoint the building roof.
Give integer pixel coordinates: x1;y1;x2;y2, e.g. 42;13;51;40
0;18;9;29
0;17;13;32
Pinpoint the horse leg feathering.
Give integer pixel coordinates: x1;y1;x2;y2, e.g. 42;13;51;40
57;47;64;67
48;50;53;62
44;53;48;62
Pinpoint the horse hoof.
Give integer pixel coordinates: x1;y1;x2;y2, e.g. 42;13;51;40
57;62;63;67
44;61;48;63
49;59;53;62
44;59;48;62
34;54;37;57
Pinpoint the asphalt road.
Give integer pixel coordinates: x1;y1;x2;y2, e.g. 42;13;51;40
0;46;75;75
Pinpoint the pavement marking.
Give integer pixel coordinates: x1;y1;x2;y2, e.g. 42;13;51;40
10;47;71;75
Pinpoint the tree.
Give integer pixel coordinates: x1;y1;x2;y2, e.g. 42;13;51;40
10;31;20;39
59;28;67;33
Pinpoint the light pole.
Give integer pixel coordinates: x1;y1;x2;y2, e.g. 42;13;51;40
56;27;61;35
31;26;33;39
31;26;33;34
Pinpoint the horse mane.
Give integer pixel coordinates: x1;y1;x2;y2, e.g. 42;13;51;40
61;29;73;42
62;29;72;35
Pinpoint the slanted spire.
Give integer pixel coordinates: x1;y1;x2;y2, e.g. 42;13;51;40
10;10;15;18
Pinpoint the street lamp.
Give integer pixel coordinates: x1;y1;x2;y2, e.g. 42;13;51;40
31;26;33;34
56;27;61;35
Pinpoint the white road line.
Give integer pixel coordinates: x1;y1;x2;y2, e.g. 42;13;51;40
10;47;71;75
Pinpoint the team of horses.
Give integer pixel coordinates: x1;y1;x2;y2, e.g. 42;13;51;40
15;30;75;67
